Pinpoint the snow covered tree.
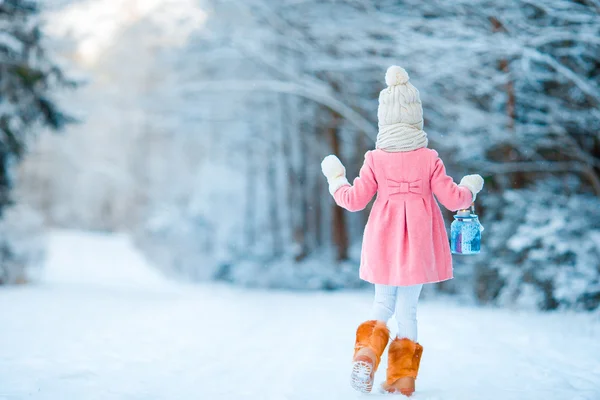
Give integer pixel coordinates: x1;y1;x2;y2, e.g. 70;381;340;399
0;0;74;214
0;0;74;283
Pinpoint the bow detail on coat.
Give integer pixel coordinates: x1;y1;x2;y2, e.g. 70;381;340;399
388;179;423;195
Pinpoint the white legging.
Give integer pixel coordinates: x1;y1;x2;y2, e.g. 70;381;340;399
371;284;423;342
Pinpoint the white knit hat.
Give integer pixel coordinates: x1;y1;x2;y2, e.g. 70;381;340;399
376;66;428;152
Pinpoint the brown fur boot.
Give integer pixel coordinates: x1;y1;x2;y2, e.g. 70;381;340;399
350;320;390;393
382;338;423;396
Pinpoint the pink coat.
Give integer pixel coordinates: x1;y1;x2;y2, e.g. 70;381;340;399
333;148;473;286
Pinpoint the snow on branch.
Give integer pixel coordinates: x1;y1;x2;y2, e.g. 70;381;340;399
523;48;600;104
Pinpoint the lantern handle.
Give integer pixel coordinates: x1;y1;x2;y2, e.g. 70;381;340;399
472;203;485;232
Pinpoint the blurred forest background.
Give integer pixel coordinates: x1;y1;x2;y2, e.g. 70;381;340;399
2;0;599;310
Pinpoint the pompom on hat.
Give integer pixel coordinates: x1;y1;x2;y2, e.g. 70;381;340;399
376;66;428;152
385;65;410;86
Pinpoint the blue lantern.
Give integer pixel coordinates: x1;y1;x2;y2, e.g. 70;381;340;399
450;203;484;255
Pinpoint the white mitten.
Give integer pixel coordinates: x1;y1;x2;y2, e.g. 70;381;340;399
321;155;350;195
459;174;484;201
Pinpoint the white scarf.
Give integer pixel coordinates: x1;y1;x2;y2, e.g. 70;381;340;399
376;122;428;152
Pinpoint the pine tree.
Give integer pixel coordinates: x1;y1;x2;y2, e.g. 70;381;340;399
0;0;74;214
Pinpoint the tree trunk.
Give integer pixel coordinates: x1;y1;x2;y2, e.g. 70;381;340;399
0;153;9;217
245;131;257;251
294;98;311;261
326;109;349;261
312;110;324;248
267;99;283;258
280;92;298;257
490;16;524;189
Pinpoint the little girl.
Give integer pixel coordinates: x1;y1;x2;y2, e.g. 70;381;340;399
321;66;483;396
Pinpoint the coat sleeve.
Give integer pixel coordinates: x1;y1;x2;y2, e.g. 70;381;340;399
333;151;378;212
430;154;473;212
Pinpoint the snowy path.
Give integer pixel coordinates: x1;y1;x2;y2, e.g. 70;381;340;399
1;231;599;400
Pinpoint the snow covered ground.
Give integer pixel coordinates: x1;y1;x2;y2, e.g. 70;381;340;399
0;230;599;400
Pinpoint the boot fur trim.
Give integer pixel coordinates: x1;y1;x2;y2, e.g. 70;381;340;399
354;320;390;371
386;338;424;384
